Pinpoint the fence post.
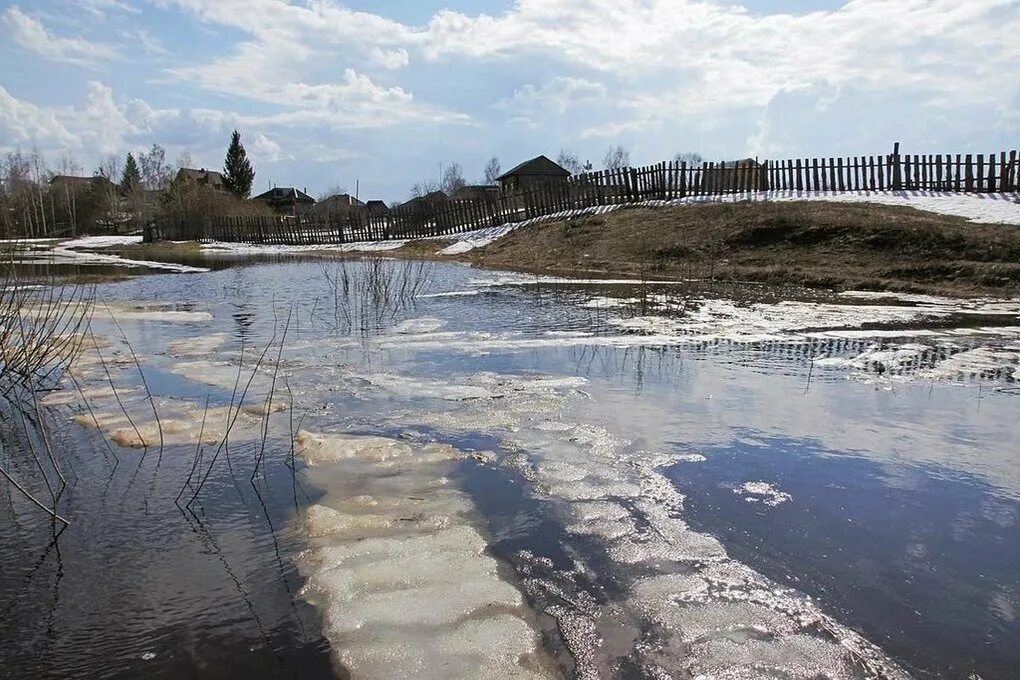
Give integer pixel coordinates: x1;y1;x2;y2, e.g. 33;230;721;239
891;142;902;191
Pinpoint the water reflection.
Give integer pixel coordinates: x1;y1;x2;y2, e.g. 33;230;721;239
1;258;1018;679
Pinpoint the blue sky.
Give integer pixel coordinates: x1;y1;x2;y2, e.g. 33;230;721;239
2;0;1018;202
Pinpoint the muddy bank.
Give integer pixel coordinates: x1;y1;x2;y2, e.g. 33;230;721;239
451;201;1020;297
103;200;1020;296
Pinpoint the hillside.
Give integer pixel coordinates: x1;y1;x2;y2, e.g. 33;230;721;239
458;201;1020;295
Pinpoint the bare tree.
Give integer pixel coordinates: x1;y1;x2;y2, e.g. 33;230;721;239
318;184;349;201
409;179;441;199
93;155;124;231
139;144;172;191
175;151;194;171
557;149;584;175
1;151;35;237
603;145;630;171
441;162;466;194
483;157;501;185
29;146;49;237
674;151;704;165
54;153;83;235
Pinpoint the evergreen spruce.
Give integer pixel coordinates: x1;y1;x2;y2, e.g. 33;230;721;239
121;153;141;192
222;130;255;198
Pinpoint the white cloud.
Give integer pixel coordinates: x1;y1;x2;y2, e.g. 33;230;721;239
131;28;169;55
249;132;289;162
162;0;463;129
0;86;77;152
0;82;233;165
423;0;1020;119
502;76;606;118
2;5;119;67
371;47;410;69
79;0;141;18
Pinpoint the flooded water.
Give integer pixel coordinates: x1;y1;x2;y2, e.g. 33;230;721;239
1;255;1018;679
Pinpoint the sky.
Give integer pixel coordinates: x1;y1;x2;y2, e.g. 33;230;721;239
1;0;1018;202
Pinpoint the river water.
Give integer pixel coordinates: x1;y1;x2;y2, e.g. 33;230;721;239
1;255;1018;679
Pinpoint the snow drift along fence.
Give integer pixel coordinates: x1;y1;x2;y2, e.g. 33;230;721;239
145;145;1020;245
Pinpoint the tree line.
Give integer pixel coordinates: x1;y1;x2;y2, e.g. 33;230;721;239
0;130;259;239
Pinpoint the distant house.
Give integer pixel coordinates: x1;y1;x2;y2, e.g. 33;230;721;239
49;175;96;190
496;155;571;196
398;190;449;213
451;185;500;202
174;168;226;191
365;200;389;217
253;187;316;216
311;193;365;217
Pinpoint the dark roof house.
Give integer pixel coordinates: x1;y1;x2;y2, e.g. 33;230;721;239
49;175;95;189
175;168;226;190
398;191;449;212
496;155;571;195
253;187;316;216
451;185;500;202
365;200;389;216
311;193;365;216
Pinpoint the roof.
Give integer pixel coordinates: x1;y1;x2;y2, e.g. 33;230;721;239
253;187;315;203
49;175;94;187
398;191;448;210
176;168;225;187
365;200;387;207
496;155;571;181
451;185;499;201
317;193;364;208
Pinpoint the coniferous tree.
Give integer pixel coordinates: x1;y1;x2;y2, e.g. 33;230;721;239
222;130;255;198
121;153;141;192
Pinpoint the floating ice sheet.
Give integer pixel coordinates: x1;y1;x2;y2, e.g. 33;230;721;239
296;431;559;679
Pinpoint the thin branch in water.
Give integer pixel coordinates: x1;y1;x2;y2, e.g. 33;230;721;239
101;300;164;464
175;395;210;507
0;461;69;525
251;310;291;482
89;331;147;456
187;336;275;507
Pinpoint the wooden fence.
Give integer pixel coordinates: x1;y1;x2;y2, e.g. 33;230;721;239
145;144;1020;245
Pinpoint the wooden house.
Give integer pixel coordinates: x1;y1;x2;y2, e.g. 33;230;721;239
174;168;226;191
311;193;365;218
451;185;500;203
365;200;389;217
252;187;316;216
497;155;571;196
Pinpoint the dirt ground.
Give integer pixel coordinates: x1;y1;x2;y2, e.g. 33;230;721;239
448;201;1020;296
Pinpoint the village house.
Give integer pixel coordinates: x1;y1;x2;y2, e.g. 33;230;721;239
451;185;500;202
397;190;449;213
174;168;226;191
311;193;365;218
365;200;389;217
252;187;316;216
49;175;97;191
496;155;571;196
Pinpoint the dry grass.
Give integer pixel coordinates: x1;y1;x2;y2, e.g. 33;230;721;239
464;201;1020;296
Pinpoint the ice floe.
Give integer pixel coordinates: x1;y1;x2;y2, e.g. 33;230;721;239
336;367;911;678
296;431;559;679
735;481;793;506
